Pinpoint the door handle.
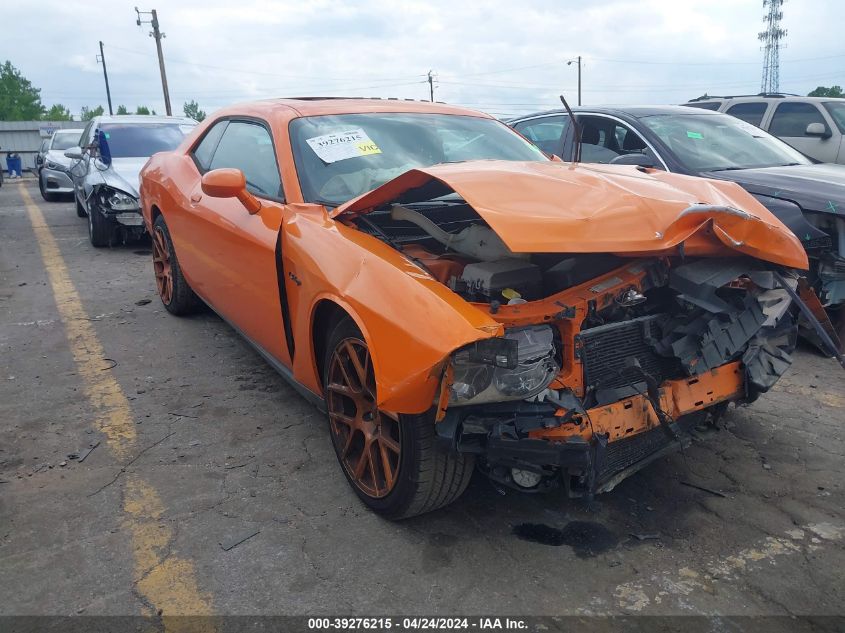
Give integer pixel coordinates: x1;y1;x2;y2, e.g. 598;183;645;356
190;193;202;204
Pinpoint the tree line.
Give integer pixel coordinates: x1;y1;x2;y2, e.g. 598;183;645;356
1;60;207;122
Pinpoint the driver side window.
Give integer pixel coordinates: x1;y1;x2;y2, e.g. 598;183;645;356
578;117;648;163
196;120;284;200
512;116;568;156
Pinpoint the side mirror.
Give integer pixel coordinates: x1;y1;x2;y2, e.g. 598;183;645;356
805;122;831;139
610;152;657;168
64;147;83;160
201;168;262;214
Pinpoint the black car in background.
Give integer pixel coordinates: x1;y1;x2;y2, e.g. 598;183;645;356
508;105;845;345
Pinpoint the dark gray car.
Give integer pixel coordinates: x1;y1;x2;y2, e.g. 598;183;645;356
67;115;196;246
508;105;845;345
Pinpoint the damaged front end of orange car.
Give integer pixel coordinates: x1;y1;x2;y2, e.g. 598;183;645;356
333;160;811;499
436;256;797;498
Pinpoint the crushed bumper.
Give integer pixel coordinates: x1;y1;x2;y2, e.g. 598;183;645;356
439;362;745;497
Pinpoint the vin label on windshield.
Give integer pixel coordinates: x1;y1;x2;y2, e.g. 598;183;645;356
306;128;382;163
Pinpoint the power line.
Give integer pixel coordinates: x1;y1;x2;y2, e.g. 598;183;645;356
44;65;840;104
439;59;563;78
105;43;427;83
438;68;843;93
585;51;841;66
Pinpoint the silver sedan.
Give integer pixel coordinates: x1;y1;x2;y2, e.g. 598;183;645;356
38;129;83;201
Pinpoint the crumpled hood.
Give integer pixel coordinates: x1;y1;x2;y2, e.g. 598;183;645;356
333;160;808;269
704;163;845;216
100;157;148;198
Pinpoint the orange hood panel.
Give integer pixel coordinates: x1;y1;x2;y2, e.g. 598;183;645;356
333;160;809;270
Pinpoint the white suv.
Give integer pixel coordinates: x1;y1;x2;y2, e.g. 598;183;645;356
684;94;845;164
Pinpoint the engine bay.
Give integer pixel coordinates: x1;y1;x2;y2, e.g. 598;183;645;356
355;200;626;303
354;198;799;407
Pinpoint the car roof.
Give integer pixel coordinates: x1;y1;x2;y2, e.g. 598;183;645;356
686;95;845;104
508;104;723;122
93;115;197;125
211;97;493;120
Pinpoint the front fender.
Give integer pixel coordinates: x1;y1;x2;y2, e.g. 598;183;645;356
751;193;831;251
282;208;502;414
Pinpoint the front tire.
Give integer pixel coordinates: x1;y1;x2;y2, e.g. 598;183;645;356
88;205;112;247
152;214;201;315
39;174;57;202
323;317;474;519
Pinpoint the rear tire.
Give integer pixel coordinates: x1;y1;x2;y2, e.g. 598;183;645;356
152;214;201;315
39;174;57;202
323;317;474;520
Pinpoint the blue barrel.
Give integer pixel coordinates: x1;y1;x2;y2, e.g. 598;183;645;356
7;156;22;176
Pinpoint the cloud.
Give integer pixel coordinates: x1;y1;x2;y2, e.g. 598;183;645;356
4;0;842;119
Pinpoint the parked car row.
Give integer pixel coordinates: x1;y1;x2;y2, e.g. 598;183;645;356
35;115;196;247
31;96;842;520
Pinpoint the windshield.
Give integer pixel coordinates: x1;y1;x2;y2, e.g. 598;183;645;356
640;113;811;171
823;101;845;134
289;113;547;205
51;131;81;150
99;122;194;158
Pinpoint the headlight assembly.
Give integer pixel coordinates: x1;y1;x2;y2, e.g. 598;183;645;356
449;325;559;406
44;160;63;171
98;187;139;211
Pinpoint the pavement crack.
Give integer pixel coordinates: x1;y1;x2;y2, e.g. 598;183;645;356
87;431;177;497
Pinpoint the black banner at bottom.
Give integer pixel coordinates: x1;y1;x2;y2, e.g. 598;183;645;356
1;616;843;633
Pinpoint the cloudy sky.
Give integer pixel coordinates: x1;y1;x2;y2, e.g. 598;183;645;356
4;0;843;120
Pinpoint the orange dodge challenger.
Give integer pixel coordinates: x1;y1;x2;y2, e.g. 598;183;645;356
140;98;808;519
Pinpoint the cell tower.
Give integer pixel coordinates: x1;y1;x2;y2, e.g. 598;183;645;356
758;0;787;94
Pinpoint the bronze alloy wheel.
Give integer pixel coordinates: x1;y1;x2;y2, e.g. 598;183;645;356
152;226;173;305
326;337;401;498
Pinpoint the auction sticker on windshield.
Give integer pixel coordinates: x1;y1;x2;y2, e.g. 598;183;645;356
306;129;382;163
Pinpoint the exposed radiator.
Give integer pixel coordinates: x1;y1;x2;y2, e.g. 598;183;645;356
575;314;683;404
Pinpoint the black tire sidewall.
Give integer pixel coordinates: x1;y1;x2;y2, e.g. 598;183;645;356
39;174;56;202
88;203;112;247
153;214;200;315
322;317;425;518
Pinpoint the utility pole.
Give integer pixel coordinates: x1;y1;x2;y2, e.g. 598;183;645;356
135;7;172;115
758;0;787;93
96;41;113;115
428;70;435;102
567;56;582;106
